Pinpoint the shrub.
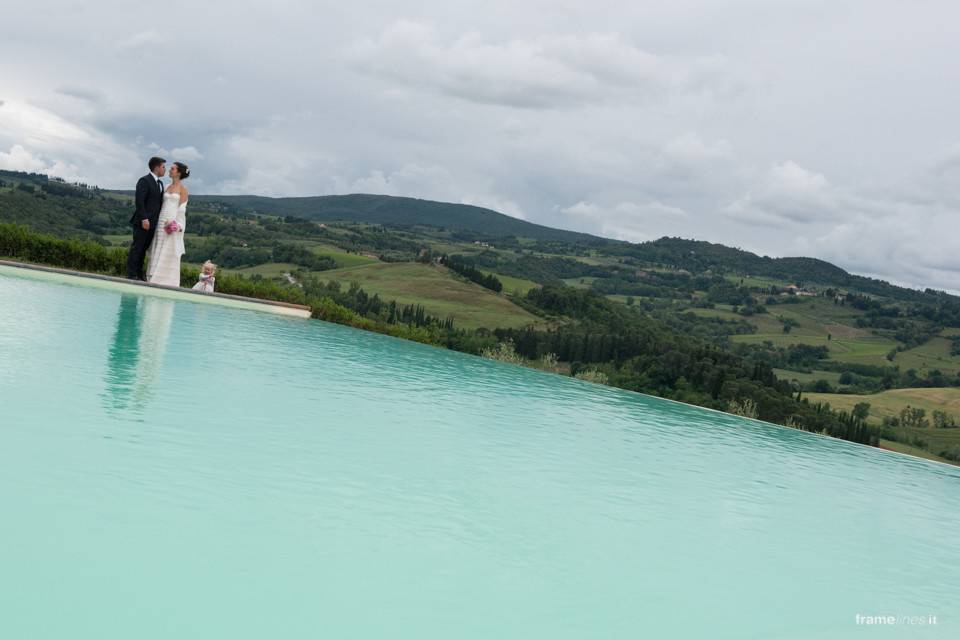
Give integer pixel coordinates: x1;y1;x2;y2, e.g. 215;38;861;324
574;369;609;385
480;339;526;365
538;352;560;371
728;397;760;419
0;222;126;275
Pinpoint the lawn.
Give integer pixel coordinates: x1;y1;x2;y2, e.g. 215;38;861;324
318;262;543;330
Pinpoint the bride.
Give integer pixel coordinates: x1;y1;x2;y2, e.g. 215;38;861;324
147;161;190;286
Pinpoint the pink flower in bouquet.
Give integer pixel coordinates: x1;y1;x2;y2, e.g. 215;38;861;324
164;220;180;234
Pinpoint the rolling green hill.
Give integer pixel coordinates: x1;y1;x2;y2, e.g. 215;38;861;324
186;193;953;301
607;237;947;303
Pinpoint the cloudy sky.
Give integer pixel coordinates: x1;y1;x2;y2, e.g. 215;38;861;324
2;0;958;290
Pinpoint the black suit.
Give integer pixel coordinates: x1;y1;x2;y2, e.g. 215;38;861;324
126;173;164;279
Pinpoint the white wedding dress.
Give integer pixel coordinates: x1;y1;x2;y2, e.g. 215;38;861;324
147;192;187;286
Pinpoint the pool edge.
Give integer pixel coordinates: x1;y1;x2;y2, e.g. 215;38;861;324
0;260;312;319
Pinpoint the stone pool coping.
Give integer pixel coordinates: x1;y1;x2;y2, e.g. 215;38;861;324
0;260;312;319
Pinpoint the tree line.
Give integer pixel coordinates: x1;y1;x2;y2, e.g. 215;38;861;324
440;255;503;292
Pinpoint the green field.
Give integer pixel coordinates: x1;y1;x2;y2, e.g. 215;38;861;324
806;387;960;464
309;247;378;269
878;439;956;464
694;301;905;369
893;336;960;375
319;262;542;330
805;387;960;424
483;271;538;295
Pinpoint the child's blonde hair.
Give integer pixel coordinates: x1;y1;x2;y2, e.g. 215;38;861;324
202;260;217;275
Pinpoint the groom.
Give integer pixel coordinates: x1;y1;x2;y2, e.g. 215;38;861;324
126;156;166;280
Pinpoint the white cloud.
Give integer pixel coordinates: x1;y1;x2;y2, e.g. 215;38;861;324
116;30;166;53
661;132;734;165
714;158;960;292
0;144;83;182
722;161;856;226
347;21;733;109
0;100;137;182
804;209;960;293
0;99;91;147
0;144;50;172
55;86;104;104
347;164;453;197
562;200;688;242
460;195;527;220
170;146;204;162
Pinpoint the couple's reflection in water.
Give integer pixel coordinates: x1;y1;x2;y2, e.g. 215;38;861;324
103;294;174;414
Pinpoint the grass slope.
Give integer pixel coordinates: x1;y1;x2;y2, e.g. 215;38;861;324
894;336;960;375
309;246;379;269
320;262;542;330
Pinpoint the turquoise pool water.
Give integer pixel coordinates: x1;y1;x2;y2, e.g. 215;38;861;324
1;268;958;639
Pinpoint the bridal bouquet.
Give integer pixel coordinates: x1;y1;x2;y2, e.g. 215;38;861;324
164;220;181;235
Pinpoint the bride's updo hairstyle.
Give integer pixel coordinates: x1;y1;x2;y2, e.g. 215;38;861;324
173;161;190;179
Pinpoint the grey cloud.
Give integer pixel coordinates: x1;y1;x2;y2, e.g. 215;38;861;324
55;86;103;103
346;21;734;109
1;0;960;292
115;30;167;54
561;200;690;242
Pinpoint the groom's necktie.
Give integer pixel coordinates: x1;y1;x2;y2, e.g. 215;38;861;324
157;179;163;192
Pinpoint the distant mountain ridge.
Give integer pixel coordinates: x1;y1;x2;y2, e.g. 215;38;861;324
190;193;608;244
616;237;949;302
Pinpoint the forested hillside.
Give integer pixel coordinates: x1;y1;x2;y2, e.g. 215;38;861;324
186;193;607;244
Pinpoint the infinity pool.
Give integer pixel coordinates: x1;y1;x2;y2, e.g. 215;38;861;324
1;266;958;639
